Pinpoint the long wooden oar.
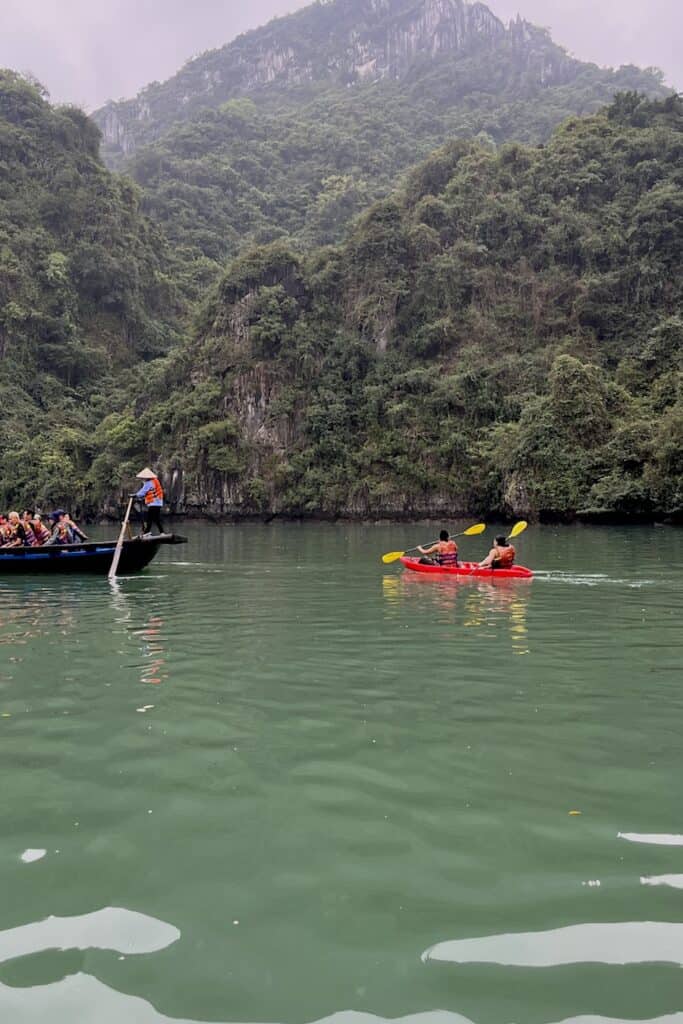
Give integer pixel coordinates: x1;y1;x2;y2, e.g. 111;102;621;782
108;497;134;581
470;520;528;574
382;522;486;564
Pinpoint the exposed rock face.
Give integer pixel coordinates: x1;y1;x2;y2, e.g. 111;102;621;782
93;0;572;163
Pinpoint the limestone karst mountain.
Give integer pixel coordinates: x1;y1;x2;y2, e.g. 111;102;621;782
92;0;666;272
96;0;579;160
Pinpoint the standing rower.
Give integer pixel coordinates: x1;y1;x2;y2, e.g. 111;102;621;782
133;468;165;536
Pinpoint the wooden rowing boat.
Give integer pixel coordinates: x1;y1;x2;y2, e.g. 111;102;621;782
0;534;187;575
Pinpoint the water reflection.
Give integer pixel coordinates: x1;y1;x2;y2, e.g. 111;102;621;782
0;585;78;646
382;573;530;654
137;615;167;686
0;977;680;1024
107;581;169;685
0;907;179;963
641;874;683;890
618;832;683;846
422;921;683;966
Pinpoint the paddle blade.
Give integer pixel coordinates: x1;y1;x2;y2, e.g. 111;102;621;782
381;551;405;564
509;520;528;539
463;523;486;536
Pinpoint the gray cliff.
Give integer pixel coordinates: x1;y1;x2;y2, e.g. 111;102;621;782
93;0;573;162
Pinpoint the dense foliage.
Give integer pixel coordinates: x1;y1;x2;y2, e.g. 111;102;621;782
124;51;665;280
1;36;680;522
93;0;665;283
0;72;180;509
92;93;683;522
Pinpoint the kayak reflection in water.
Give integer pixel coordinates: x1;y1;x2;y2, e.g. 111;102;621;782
418;530;460;567
478;535;515;570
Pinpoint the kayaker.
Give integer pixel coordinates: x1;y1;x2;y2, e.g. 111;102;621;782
478;535;515;569
133;467;165;536
418;530;459;566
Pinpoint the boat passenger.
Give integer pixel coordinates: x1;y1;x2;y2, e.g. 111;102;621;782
478;535;515;569
20;514;38;547
133;467;165;536
47;511;73;545
31;515;51;546
21;509;40;544
0;519;13;546
64;513;88;541
4;511;30;547
418;530;459;566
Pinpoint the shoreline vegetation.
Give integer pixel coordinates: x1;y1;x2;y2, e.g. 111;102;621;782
95;509;682;527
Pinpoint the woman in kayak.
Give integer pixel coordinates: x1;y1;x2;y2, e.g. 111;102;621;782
478;535;515;570
418;530;459;566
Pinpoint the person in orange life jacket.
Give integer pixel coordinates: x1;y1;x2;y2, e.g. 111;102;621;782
47;511;72;545
417;530;459;566
19;512;38;546
46;510;87;544
132;467;165;536
0;516;15;546
31;514;51;546
478;535;515;569
3;511;32;547
64;512;88;541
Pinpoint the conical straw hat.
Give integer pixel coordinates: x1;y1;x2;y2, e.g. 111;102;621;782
136;467;157;480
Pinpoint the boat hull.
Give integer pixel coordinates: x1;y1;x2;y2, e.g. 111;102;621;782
399;556;533;579
0;534;187;575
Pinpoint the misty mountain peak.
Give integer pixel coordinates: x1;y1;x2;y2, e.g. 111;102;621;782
95;0;556;160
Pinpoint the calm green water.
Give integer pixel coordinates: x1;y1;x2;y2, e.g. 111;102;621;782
0;523;681;1024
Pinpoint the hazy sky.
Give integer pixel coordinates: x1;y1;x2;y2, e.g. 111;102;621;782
1;0;681;109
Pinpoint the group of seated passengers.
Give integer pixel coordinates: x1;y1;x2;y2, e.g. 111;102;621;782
0;510;88;548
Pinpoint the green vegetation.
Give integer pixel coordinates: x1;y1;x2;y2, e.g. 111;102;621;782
93;0;666;282
123;48;665;278
0;43;680;521
0;71;179;510
93;93;683;522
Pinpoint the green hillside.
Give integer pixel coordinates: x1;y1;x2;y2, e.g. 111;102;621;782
128;61;665;278
93;93;682;522
92;0;667;280
0;71;180;508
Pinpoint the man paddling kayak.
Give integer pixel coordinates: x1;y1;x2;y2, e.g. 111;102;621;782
417;530;459;567
478;535;515;570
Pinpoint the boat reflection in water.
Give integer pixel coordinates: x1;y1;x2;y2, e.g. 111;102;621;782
0;583;79;650
382;573;530;655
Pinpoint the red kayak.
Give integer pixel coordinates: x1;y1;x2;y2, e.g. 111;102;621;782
400;556;533;579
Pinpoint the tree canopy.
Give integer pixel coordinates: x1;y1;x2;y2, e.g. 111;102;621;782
89;94;683;522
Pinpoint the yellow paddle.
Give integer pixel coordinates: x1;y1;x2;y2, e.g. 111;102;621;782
381;523;486;564
508;520;528;539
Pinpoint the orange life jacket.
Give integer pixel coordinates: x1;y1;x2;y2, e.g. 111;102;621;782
493;543;515;568
438;539;458;566
144;477;164;505
32;521;51;544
